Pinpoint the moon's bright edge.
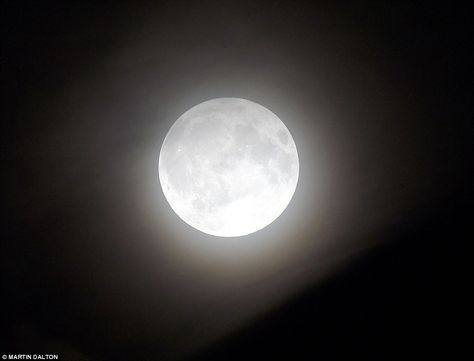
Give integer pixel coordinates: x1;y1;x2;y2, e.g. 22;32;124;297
159;98;299;237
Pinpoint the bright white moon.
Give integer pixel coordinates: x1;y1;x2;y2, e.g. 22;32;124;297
159;98;299;237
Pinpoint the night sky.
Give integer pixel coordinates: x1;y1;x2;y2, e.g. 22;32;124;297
2;1;471;360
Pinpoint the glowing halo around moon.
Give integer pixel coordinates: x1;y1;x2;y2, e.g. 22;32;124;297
159;98;299;237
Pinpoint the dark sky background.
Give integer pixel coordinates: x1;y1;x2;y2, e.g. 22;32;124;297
2;1;471;360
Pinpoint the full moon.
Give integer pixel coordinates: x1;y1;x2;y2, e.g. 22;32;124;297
159;98;299;237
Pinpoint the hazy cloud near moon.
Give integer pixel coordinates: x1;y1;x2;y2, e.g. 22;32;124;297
159;98;299;237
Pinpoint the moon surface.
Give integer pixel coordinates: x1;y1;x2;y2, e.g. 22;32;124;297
159;98;299;237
